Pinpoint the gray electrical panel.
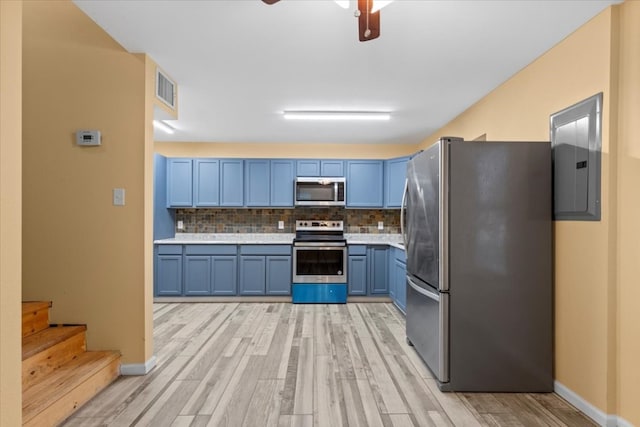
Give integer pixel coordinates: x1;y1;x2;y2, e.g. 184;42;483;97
550;93;602;221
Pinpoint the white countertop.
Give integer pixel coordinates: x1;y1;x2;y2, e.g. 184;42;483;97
154;233;404;250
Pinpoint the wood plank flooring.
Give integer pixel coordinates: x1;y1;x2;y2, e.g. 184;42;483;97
63;303;596;427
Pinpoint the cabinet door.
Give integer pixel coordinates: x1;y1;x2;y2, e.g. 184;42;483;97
388;249;396;299
368;246;389;294
167;158;193;207
266;255;292;295
346;160;384;207
220;159;244;206
184;256;212;295
321;160;344;177
212;256;237;295
156;255;182;295
296;160;320;177
270;160;295;207
394;259;407;313
348;256;367;295
239;256;266;295
245;160;270;206
384;156;409;208
194;159;219;207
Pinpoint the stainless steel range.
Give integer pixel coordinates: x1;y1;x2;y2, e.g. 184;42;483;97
291;220;348;303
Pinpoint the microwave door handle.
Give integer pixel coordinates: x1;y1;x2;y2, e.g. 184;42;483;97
334;182;338;200
401;178;408;248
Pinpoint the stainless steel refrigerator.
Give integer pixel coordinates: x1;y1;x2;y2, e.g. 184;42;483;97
402;137;553;392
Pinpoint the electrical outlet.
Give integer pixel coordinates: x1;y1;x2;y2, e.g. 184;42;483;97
113;188;125;206
278;221;284;230
378;221;384;230
177;220;184;230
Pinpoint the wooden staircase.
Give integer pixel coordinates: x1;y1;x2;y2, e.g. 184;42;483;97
22;301;121;426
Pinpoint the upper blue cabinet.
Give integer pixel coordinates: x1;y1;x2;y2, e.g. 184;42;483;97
296;160;344;177
346;160;384;207
384;156;409;208
246;159;295;207
194;159;219;207
167;158;193;207
220;159;244;206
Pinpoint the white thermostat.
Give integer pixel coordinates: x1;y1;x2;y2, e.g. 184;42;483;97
76;130;101;146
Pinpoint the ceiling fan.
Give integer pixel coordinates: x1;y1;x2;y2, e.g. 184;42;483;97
261;0;390;42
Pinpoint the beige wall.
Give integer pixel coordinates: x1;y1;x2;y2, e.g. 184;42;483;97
615;1;640;425
422;5;640;425
0;1;23;425
22;1;151;365
155;141;417;159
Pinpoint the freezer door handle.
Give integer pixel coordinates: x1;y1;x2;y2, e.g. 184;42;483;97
407;277;440;302
401;178;408;249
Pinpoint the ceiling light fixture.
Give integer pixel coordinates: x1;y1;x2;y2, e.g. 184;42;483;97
153;120;175;134
333;0;393;12
283;110;391;121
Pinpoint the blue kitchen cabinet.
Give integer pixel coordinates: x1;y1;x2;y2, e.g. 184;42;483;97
266;255;292;295
240;245;292;295
220;159;244;206
320;160;344;177
239;256;266;295
212;256;237;295
296;160;320;177
346;160;384;207
393;257;407;313
166;158;193;207
368;246;389;294
384;156;409;208
155;245;183;296
388;248;397;300
270;160;295;206
184;256;211;295
194;159;219;207
296;160;344;177
245;159;270;206
348;255;367;295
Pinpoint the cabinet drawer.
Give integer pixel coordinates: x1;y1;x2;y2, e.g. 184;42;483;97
185;245;237;255
395;248;406;263
348;245;367;256
157;245;183;255
240;245;292;255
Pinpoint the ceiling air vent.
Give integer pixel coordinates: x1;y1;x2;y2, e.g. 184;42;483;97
156;69;176;109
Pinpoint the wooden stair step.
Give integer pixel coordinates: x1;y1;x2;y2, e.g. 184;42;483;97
22;325;87;361
22;301;52;338
22;350;120;427
22;326;87;389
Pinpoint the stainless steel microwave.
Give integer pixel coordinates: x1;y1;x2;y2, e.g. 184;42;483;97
295;177;346;206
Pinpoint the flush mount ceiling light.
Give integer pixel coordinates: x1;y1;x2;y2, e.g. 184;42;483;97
153;120;175;134
263;0;394;42
283;110;391;121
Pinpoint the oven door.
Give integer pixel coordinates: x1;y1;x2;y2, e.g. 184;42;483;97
293;242;347;283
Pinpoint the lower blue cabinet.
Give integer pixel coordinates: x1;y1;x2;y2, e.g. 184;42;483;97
212;256;237;295
184;254;238;296
266;256;292;295
368;246;389;294
156;255;183;296
239;256;266;295
393;258;407;313
348;255;367;295
184;256;212;295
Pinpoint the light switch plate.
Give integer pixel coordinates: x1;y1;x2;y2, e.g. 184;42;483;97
278;221;284;230
113;188;125;206
177;220;184;230
378;221;384;230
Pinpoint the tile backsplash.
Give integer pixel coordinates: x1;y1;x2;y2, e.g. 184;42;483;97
175;208;400;234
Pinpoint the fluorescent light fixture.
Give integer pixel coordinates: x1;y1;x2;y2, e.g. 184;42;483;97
153;120;175;134
371;0;394;13
334;0;349;8
283;110;391;121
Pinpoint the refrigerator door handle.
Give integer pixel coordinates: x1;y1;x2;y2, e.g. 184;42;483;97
401;178;408;249
407;277;440;302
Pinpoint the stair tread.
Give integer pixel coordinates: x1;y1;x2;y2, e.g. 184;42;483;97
22;301;52;314
22;350;120;421
22;325;87;360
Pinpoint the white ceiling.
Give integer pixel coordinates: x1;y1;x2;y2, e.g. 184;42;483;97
74;0;618;145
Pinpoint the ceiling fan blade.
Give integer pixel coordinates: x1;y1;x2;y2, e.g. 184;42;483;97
357;0;380;41
262;0;280;4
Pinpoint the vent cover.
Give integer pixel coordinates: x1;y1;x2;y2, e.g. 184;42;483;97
156;69;175;109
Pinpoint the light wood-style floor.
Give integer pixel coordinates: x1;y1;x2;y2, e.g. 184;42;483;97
63;303;595;427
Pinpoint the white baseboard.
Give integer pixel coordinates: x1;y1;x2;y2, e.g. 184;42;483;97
554;381;634;427
120;355;157;376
